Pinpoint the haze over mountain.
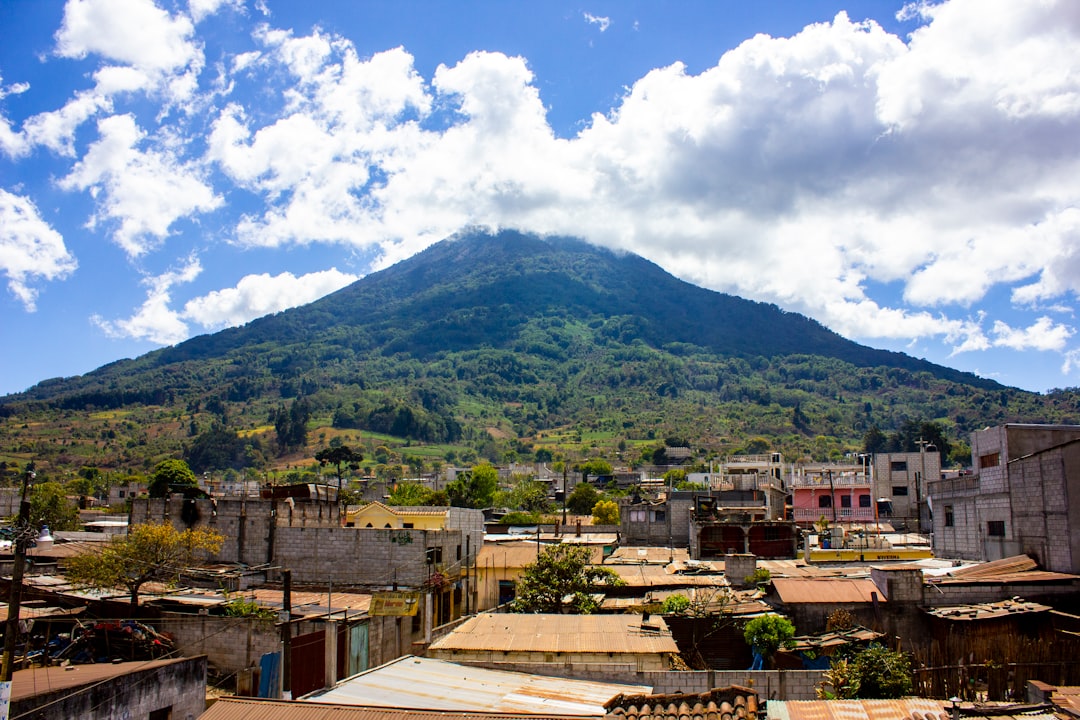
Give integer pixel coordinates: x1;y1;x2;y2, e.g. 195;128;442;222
3;229;1077;473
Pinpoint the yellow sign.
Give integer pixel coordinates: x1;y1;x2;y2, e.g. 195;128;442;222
370;591;421;616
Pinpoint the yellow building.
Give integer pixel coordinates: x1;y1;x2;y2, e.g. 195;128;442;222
346;501;452;530
474;540;606;611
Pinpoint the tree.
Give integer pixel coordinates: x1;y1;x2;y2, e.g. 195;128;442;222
388;481;446;506
566;483;600;515
65;522;223;609
147;459;197;498
817;644;913;699
510;544;623;613
578;458;612;483
27;481;80;531
496;476;551;513
446;462;498;508
315;444;364;493
592;499;619;525
743;614;795;668
851;645;913;698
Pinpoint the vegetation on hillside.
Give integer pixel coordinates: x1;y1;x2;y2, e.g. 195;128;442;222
1;230;1077;485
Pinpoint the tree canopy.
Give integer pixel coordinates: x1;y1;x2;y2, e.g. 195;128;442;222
743;614;795;667
510;544;623;613
315;444;364;492
446;462;498;508
566;483;600;515
65;522;223;609
147;459;197;498
592;499;619;525
27;481;80;531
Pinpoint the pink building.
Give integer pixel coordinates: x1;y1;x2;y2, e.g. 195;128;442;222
791;463;874;527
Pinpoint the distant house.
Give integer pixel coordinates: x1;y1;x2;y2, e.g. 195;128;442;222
872;449;941;532
427;613;679;672
790;463;873;528
474;540;606;610
346;501;454;530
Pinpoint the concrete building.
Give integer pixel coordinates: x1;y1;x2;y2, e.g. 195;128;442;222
790;463;872;528
873;448;942;532
930;424;1080;572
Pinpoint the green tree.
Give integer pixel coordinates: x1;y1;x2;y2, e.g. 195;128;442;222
852;645;913;698
578;458;612;483
497;476;551;513
27;481;80;531
147;459;198;498
446;462;498;508
315;444;364;493
388;481;445;506
510;544;624;614
743;614;795;668
592;499;619;525
565;482;600;515
65;522;223;609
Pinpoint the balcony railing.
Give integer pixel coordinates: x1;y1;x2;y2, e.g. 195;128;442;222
790;475;869;488
794;507;876;522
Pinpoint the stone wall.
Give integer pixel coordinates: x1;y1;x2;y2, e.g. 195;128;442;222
156;614;283;674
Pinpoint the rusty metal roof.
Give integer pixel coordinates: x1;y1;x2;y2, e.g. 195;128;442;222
427;613;679;655
925;598;1052;621
304;655;650;714
771;578;885;604
609;564;730;588
766;699;1061;720
9;656;199;702
202;697;599;720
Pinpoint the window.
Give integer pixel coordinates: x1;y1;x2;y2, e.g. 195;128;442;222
426;547;443;564
980;452;1000;469
402;522;414;529
892;486;909;496
629;509;647;523
944;505;954;528
818;496;832;508
987;520;1006;537
840;495;852;508
763;527;782;541
149;708;172;720
118;490;126;498
651;510;666;522
859;495;871;508
890;460;908;471
457;545;462;560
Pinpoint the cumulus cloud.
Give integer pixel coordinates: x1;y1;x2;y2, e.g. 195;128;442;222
59;114;221;257
0;190;78;310
92;257;202;344
11;0;1080;385
94;264;359;343
182;268;358;329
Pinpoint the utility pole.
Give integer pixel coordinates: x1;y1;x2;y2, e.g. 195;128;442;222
2;464;35;681
281;569;292;699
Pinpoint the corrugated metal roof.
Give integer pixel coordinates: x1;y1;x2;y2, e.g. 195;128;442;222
304;655;650;714
202;697;599;720
767;699;1061;720
9;656;198;701
771;578;885;604
609;564;730;588
427;613;679;655
605;548;690;565
925;598;1051;621
478;542;605;568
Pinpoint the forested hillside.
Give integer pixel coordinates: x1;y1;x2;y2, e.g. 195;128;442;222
2;229;1078;482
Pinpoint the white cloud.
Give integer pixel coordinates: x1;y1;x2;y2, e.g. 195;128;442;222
59;114;221;257
182;268;358;329
188;0;243;24
584;13;611;32
991;317;1074;352
92;257;202;344
0;190;78;311
55;0;200;73
93;265;359;343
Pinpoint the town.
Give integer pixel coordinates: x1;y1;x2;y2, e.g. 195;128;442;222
0;421;1077;719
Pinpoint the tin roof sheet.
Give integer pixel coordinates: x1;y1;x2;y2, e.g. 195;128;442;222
202;697;599;720
925;598;1051;621
9;656;197;702
428;613;679;655
606;547;690;565
771;578;885;604
609;564;730;588
767;699;1061;720
304;655;650;714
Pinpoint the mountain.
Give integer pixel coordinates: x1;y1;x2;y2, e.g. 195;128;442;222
2;229;1078;475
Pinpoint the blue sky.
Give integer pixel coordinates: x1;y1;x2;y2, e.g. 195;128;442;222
2;0;1079;397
